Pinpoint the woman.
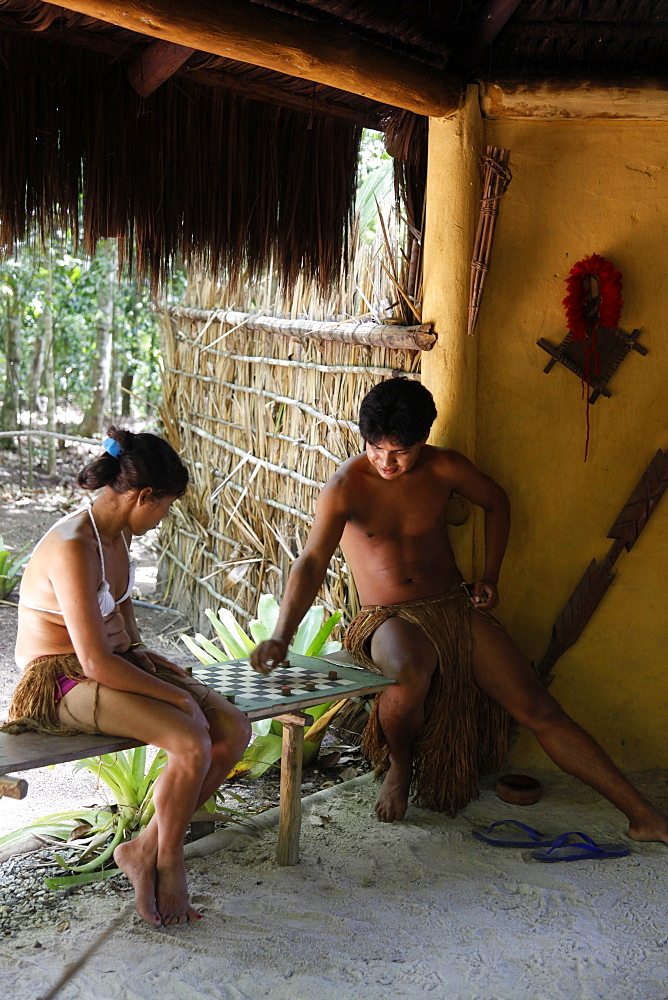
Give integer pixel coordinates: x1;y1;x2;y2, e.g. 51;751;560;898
4;428;251;927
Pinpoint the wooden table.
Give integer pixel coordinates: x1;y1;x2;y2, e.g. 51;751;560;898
0;651;393;865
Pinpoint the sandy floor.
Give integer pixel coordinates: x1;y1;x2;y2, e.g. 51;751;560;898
1;768;666;1000
1;477;667;998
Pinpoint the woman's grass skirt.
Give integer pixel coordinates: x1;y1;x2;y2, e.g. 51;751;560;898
2;651;212;736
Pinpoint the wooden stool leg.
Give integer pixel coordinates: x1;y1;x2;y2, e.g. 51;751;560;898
275;712;309;866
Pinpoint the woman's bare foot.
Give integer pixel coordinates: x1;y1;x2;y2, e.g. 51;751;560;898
156;857;202;926
375;760;412;822
114;838;160;926
627;809;668;845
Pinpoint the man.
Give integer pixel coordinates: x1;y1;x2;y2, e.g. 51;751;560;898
251;379;668;841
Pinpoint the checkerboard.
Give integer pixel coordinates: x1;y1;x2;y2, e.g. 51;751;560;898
190;651;393;718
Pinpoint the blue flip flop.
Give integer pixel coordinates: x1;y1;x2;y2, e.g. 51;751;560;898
472;820;554;847
530;831;629;862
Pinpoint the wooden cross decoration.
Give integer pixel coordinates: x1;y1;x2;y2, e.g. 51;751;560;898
537;324;647;403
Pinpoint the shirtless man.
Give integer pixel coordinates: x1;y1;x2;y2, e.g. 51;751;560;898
251;378;668;843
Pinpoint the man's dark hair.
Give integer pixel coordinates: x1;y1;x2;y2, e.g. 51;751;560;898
359;378;437;447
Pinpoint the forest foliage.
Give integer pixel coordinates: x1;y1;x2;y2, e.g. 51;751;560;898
0;234;185;453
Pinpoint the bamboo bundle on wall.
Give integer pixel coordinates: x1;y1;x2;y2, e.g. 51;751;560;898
159;239;429;631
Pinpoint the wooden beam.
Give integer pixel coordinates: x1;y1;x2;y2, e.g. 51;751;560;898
169;306;437;351
127;39;195;96
50;0;462;116
188;67;383;129
480;79;668;121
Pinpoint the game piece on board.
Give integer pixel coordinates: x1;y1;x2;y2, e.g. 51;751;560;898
226;693;236;704
328;670;338;680
281;685;292;696
305;682;316;692
281;659;291;667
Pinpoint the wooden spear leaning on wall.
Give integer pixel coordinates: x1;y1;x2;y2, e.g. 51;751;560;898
537;448;668;683
468;146;512;336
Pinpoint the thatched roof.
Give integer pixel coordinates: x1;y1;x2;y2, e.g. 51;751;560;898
1;1;666;289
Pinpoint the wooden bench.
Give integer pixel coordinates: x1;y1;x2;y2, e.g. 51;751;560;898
0;652;393;866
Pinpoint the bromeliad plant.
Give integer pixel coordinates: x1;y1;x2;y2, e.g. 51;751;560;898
0;535;31;599
0;745;249;889
181;595;346;778
0;747;167;888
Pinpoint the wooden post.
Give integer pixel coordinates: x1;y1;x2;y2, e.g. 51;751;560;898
275;711;310;866
421;85;484;581
0;775;29;800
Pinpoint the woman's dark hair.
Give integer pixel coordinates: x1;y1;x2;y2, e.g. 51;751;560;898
359;378;437;448
77;427;189;499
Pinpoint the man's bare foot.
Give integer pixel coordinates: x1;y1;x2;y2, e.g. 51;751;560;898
114;838;160;926
375;761;411;822
156;858;202;926
627;810;668;845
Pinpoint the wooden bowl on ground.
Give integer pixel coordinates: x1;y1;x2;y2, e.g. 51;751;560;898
495;774;543;806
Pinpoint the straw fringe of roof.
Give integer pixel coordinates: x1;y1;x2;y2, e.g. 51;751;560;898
0;30;361;291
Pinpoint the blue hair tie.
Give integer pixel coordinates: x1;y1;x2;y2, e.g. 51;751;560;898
102;437;123;460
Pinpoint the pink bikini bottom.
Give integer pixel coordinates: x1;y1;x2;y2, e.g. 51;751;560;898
54;676;79;702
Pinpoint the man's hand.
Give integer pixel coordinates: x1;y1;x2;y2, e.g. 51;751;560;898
470;579;499;611
250;638;289;675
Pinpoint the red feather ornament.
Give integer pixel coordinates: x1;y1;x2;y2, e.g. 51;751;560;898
562;254;623;460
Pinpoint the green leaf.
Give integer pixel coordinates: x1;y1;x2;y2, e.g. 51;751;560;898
44;868;122;890
234;733;283;778
192;632;230;663
0;810;102;848
302;701;332;724
204;610;249;659
217;609;255;655
248;594;280;644
304;610;343;656
180;633;217;664
130;746;147;786
292;606;325;655
319;640;343;655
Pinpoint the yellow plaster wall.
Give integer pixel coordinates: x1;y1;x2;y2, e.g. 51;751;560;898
427;112;668;769
421;88;483;579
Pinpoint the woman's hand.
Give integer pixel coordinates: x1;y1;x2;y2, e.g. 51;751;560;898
128;646;189;677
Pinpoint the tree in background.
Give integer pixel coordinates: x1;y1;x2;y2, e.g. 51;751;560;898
0;261;26;448
79;239;118;438
0;235;183;463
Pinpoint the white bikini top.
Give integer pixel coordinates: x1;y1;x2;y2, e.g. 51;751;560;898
19;503;136;617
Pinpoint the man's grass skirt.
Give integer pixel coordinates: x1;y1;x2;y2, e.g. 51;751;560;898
344;585;509;815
